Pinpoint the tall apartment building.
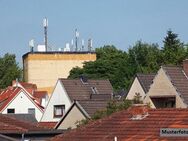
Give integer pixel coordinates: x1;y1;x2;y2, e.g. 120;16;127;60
22;51;96;94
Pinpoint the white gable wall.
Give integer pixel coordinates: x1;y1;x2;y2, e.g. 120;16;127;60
126;77;146;100
40;80;72;122
1;90;43;121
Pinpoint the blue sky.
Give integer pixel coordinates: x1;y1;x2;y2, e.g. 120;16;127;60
0;0;188;64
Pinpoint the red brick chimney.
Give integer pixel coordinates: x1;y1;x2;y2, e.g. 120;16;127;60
183;59;188;76
128;104;149;120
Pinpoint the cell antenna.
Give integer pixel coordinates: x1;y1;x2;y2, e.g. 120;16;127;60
43;18;48;52
88;38;93;52
81;39;84;51
29;39;34;52
75;29;79;51
71;39;74;51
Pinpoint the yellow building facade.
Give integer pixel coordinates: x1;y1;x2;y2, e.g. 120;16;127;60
22;52;96;94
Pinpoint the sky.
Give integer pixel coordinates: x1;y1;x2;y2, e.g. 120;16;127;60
0;0;188;65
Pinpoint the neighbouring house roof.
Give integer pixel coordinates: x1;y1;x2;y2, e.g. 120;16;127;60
0;134;18;141
38;122;58;129
12;80;37;90
55;100;109;129
33;90;48;104
136;73;155;93
162;66;188;105
0;87;44;112
0;114;48;134
77;100;109;116
51;107;188;141
4;114;38;123
59;79;113;101
0;114;64;140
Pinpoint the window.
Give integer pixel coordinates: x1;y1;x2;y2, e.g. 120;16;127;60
28;108;35;116
54;105;65;117
7;109;15;113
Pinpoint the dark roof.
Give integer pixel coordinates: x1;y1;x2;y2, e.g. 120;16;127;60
78;100;109;116
0;134;18;141
4;114;38;123
51;108;188;141
136;73;155;93
22;51;96;59
163;66;188;104
0;114;48;134
60;79;113;101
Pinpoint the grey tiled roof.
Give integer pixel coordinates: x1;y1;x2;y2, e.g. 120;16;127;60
163;66;188;104
78;100;109;117
4;114;37;123
136;74;155;93
60;79;113;101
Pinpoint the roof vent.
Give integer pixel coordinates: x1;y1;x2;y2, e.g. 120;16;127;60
128;104;149;120
80;75;88;84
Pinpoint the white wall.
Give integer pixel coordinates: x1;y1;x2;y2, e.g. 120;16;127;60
126;77;146;100
40;80;72;122
2;90;43;121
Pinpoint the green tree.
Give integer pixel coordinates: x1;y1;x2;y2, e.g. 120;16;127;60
0;53;22;89
128;41;162;74
162;30;186;65
69;45;130;89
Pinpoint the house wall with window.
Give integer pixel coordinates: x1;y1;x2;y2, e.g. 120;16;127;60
40;80;72;122
1;90;43;121
57;105;87;130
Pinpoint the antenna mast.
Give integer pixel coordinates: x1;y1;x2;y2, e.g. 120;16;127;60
75;29;79;51
43;18;48;52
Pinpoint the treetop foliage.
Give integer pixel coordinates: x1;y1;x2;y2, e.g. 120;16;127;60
69;30;188;91
0;53;22;89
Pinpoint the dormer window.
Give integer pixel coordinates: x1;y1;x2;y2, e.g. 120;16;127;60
91;87;99;94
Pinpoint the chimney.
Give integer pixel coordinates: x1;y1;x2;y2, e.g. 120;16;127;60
183;59;188;76
128;104;149;120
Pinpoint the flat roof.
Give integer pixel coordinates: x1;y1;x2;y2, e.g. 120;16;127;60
22;51;96;59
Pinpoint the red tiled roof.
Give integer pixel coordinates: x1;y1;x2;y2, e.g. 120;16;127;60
0;114;47;133
38;122;58;129
51;108;188;141
0;87;44;112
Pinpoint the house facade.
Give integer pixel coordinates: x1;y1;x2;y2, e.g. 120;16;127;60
144;66;188;108
126;74;155;101
40;78;113;122
55;100;109;130
0;87;44;121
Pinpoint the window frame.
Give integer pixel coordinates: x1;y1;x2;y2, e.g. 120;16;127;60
53;105;65;118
